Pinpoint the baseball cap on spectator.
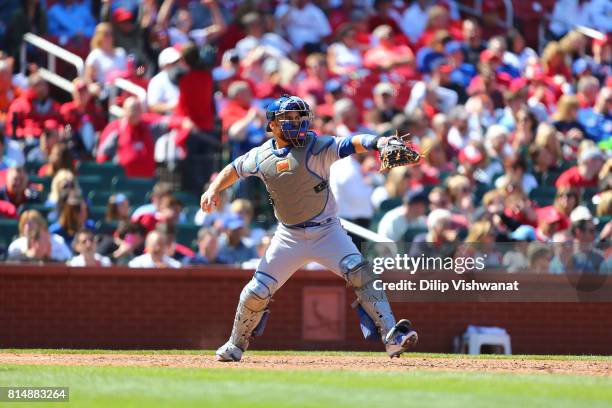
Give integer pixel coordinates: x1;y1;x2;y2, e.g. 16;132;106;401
579;146;605;163
223;214;245;230
459;144;484;165
445;41;464;55
43;119;60;130
570;206;598;224
158;47;181;69
113;8;134;23
403;189;429;206
509;225;536;241
572;58;591;76
480;49;501;63
325;79;343;94
593;34;609;47
373;82;395;96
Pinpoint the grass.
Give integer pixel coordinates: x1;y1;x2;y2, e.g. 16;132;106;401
0;350;610;408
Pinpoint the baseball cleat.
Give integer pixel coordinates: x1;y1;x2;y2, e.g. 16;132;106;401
385;319;418;358
215;341;244;362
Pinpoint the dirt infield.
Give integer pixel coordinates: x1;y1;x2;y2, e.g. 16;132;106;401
0;353;610;376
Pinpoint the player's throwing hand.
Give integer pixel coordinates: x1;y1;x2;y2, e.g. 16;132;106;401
200;189;219;213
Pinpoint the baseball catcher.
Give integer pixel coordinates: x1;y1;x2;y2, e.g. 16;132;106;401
201;95;421;362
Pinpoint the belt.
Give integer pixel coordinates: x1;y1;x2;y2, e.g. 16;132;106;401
287;217;333;229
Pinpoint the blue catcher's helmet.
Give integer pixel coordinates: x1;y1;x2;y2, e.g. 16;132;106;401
265;94;313;147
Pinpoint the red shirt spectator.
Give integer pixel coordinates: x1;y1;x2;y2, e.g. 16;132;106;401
5;74;62;138
0;59;20;128
60;78;107;132
0;166;41;207
363;25;415;79
175;68;215;132
96;97;155;178
555;147;605;189
0;200;17;219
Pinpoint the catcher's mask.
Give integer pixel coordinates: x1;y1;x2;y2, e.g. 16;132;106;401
266;95;313;147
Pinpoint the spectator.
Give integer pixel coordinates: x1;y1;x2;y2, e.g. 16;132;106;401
555;146;605;189
220;81;267;160
49;192;94;247
146;47;181;115
235;11;293;60
134;194;183;232
495;155;538;195
541;41;571;81
0;134;25;169
67;229;112;267
487;36;520;79
96;221;146;265
0;166;41;208
461;18;485;67
569;206;605;273
415;5;461;50
503;225;536;273
0;59;20;129
168;1;226;48
575;75;600;108
84;23;127;88
105;193;130;223
26;120;60;164
409;208;458;257
526;241;553;274
366;82;402;130
446;40;477;89
371;166;412;210
216;215;256;265
578;87;612;143
128;229;181;268
428;186;451;212
5;74;62;138
38;143;76;177
296;53;329;105
327;23;363;76
172;42;217;191
45;169;80;211
368;0;403;36
405;57;458;117
363;25;415;79
446;174;474;216
132;182;173;220
275;0;331;52
419;136;453;182
483;124;513;181
447;105;480;151
552;95;587;137
97;97;156;178
229;198;265;248
47;0;96;43
377;189;428;242
536;185;578;232
182;226;219;265
504;28;537;73
510;107;537;156
155;222;194;262
7;210;71;263
333;98;372;137
60;78;107;156
535;206;564;242
255;58;293;100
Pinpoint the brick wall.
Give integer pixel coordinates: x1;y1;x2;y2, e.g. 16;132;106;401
1;265;611;355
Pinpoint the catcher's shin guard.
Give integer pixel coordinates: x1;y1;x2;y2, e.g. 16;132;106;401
340;254;396;341
225;272;277;355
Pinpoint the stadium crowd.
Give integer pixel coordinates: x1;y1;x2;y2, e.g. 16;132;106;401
0;0;610;273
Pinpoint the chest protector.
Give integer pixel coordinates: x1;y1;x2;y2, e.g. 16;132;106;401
256;133;332;226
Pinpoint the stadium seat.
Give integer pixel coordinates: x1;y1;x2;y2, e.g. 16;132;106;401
28;175;51;193
21;203;52;219
112;177;157;199
95;220;118;235
175;223;200;249
0;219;19;247
173;191;201;207
88;190;135;206
78;175;109;196
88;205;108;222
25;161;44;175
78;161;125;179
402;226;428;242
529;186;557;207
379;198;402;213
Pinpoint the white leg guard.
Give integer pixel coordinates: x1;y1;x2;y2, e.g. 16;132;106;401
340;254;397;341
224;272;277;355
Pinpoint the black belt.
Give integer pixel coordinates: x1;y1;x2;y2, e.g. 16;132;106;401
287;217;333;229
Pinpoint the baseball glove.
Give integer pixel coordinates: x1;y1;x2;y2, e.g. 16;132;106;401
378;132;422;172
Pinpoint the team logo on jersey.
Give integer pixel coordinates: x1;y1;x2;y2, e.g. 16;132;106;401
276;159;290;173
